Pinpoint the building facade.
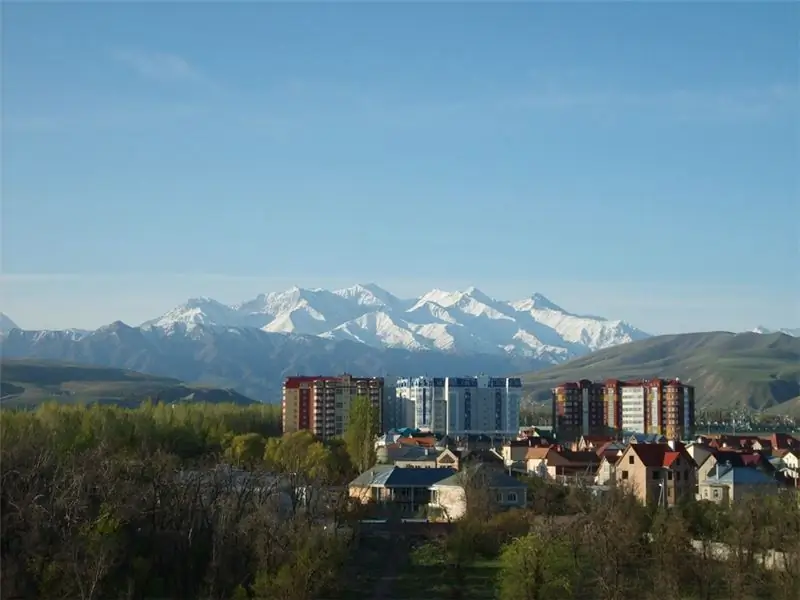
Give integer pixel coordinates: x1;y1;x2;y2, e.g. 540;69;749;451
552;378;695;441
282;374;384;440
393;375;522;436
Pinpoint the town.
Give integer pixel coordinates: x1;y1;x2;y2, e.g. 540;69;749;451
281;373;800;517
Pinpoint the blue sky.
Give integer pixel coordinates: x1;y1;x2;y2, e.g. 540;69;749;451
2;2;798;334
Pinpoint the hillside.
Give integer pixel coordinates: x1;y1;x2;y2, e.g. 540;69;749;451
519;332;800;414
0;359;259;408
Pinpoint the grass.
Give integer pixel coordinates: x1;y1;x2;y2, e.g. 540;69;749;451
389;558;501;600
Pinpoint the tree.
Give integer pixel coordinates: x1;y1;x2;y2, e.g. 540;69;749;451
344;395;377;473
225;433;267;468
497;530;576;600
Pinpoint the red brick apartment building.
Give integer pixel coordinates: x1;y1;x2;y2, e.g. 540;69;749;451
552;378;695;441
282;374;384;440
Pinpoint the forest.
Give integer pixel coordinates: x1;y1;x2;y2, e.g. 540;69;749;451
2;401;799;600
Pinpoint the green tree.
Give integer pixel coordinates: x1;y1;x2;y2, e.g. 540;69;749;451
498;531;576;600
343;395;377;473
225;432;267;468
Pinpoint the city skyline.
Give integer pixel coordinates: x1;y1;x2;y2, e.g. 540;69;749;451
3;3;798;333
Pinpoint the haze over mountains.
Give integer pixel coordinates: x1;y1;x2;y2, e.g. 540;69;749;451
1;285;798;407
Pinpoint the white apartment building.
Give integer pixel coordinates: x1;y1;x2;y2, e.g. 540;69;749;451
392;375;522;436
620;384;646;433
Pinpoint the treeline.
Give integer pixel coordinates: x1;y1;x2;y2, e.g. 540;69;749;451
0;401;377;600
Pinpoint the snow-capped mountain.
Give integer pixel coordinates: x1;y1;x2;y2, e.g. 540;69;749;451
751;326;800;337
0;313;19;335
143;284;650;363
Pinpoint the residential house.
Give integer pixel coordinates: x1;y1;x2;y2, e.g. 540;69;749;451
393;449;441;469
429;464;527;520
348;465;455;514
502;437;550;466
628;433;667;445
575;435;617;452
697;462;780;504
685;442;714;469
614;442;697;507
696;451;777;487
526;446;600;483
774;449;800;484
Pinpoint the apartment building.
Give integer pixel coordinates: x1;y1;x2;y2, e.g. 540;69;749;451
393;376;522;436
552;378;695;441
551;379;608;440
282;374;384;440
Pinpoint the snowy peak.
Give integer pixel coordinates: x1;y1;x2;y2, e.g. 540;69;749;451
0;313;19;334
510;293;565;313
144;284;652;363
332;283;399;308
751;326;800;337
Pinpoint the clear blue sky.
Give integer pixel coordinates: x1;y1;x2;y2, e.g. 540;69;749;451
2;2;798;334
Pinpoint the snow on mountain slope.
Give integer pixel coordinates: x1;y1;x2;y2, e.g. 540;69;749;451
751;326;800;337
143;284;651;363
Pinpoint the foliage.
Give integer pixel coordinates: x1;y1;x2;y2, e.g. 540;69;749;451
343;395;377;473
498;530;576;600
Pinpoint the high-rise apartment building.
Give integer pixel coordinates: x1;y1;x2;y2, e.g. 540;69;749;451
393;375;522;436
552;378;695;441
282;374;384;440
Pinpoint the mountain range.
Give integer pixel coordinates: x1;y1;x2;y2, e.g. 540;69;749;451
1;286;798;408
140;284;651;362
1;285;647;402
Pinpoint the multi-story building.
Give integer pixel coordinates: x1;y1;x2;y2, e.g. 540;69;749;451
551;379;607;440
552;378;695;441
282;374;384;440
393;375;522;436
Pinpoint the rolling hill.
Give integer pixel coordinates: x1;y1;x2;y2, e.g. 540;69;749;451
0;359;260;408
519;331;800;414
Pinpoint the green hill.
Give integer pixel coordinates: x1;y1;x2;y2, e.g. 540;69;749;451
519;331;800;414
0;359;259;408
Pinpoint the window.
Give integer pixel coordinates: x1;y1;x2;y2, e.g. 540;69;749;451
652;471;660;480
622;471;629;480
508;492;518;503
676;472;681;481
628;456;635;465
668;472;673;481
713;489;720;499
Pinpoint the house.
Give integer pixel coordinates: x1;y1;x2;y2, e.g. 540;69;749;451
429;465;527;520
696;451;777;486
685;442;714;469
595;441;626;462
697;463;780;504
595;455;618;486
348;465;456;514
392;446;442;469
576;435;617;452
774;449;800;482
502;437;550;466
614;442;697;507
435;447;461;470
628;433;667;445
526;446;600;483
